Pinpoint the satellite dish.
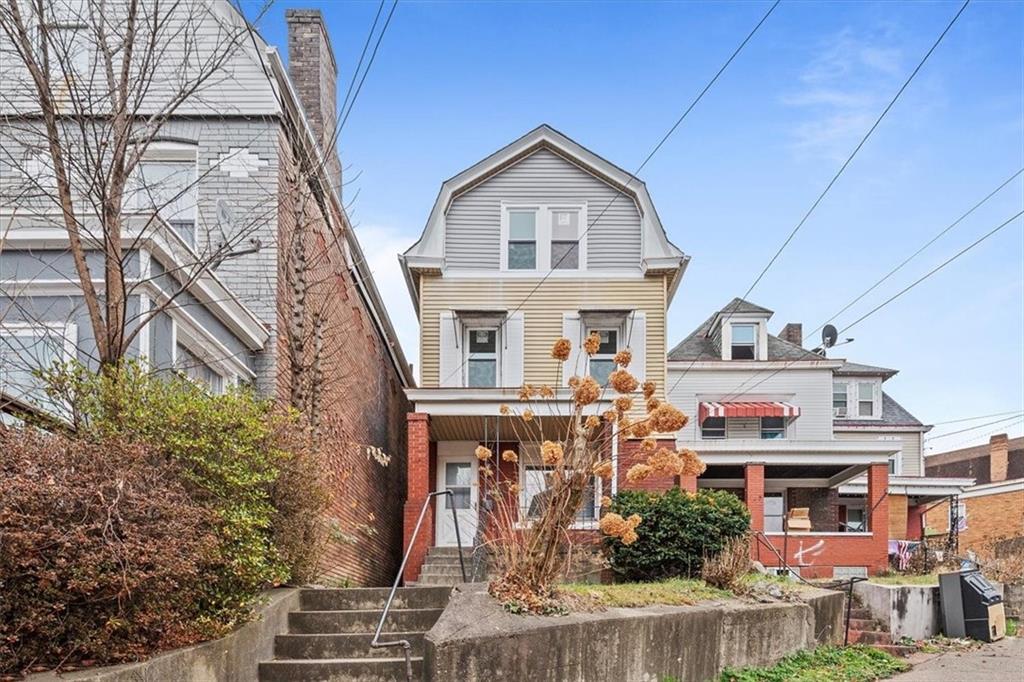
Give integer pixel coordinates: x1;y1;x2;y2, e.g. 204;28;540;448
821;324;838;349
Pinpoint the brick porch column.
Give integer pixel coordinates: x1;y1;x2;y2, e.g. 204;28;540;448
867;462;890;575
744;463;765;533
402;413;432;584
679;475;698;493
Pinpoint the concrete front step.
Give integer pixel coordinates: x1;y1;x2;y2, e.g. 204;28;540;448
412;574;464;586
848;629;892;645
275;632;426;659
289;608;443;634
848;617;884;631
426;546;474;558
848;607;873;620
418;564;468;578
259;657;421;682
300;586;451;611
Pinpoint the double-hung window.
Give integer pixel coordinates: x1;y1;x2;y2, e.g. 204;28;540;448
522;464;597;523
0;323;73;411
587;328;618;385
507;210;537;270
175;343;225;394
833;381;848;417
730;323;756;360
701;417;726;439
134;143;199;246
857;382;875;417
550;209;580;270
466;327;498;387
760;416;786;439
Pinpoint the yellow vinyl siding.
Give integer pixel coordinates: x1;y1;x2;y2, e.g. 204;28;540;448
420;275;668;398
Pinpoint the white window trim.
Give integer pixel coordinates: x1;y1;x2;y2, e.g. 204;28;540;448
499;202;588;272
171;319;234;394
517;458;602;530
462;324;501;388
585;324;621;384
721;318;768;361
833;380;849;418
760;416;787;440
0;321;78;409
134;140;200;245
854;380;882;420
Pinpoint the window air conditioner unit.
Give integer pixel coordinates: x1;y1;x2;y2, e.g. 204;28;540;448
834;407;847;417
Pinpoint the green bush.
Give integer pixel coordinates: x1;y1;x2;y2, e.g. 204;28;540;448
42;362;322;621
606;488;750;581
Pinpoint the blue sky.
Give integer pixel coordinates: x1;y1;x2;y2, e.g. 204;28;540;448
254;0;1024;451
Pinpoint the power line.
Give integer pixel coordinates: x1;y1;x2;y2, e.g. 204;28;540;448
930;410;1024;426
337;0;398;136
924;412;1024;441
439;0;779;386
839;209;1022;334
711;170;1023;403
668;0;973;398
925;417;1024;452
339;0;386;124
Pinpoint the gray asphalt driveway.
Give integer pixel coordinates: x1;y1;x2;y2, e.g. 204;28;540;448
893;637;1024;681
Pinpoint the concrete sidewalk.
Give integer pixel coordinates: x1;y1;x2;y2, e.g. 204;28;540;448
893;637;1024;681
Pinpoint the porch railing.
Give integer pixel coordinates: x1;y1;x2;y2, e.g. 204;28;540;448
371;490;466;682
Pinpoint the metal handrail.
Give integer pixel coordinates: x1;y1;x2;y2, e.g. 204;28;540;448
371;490;466;681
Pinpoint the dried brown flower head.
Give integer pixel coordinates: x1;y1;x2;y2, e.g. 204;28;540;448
541;440;564;466
642;380;656;400
603;409;618;423
568;376;581;390
614;396;633;413
482;466;494;477
502;449;518;463
649;404;688;433
574;376;601;406
551;337;572;361
475;445;492;461
613;348;633;367
593;460;614;480
609;369;639;395
625;463;652;483
518;385;533;401
509;482;521;495
585;415;601;429
601;495;612;508
678;448;706;477
646;397;660;413
583;332;602;356
640;437;658;453
539;385;555;398
648;447;684;476
628;420;653;438
500;404;511;416
523;409;535;422
600;511;642;545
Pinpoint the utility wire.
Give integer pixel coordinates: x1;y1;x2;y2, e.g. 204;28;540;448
438;0;779;386
338;0;398;136
339;0;386;124
711;170;1023;403
667;0;972;397
930;410;1024;426
924;412;1024;441
925;417;1024;452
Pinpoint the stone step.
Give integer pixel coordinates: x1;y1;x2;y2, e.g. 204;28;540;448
848;607;873;620
418;564;468;578
289;608;443;634
848;629;892;645
300;586;451;611
426;546;474;558
871;644;917;658
275;632;426;660
259;657;421;682
413;574;463;586
848;617;885;631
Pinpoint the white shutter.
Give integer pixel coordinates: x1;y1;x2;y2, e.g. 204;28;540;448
561;312;583;385
438;311;461;387
501;312;524;388
627;311;646;382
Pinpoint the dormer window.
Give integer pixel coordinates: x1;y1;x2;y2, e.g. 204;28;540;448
501;203;587;272
550;209;580;270
857;382;875;417
833;381;848;417
730;323;756;360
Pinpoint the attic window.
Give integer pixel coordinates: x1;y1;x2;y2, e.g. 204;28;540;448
731;324;756;360
507;211;536;269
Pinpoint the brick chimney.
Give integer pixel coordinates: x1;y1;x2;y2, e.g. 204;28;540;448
779;323;803;347
990;433;1009;483
286;9;342;193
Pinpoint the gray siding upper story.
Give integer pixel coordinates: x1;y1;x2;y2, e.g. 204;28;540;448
444;148;642;270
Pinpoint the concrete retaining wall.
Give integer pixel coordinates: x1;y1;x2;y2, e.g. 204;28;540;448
31;589;300;682
853;580;1008;640
424;584;844;682
1003;582;1023;619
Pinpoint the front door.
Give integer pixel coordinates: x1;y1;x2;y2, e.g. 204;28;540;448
435;443;478;547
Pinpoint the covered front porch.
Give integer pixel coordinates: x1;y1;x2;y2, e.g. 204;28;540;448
402;389;621;583
694;440;900;579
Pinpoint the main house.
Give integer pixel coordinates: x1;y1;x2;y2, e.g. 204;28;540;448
0;5;412;585
399;125;688;582
667;300;971;577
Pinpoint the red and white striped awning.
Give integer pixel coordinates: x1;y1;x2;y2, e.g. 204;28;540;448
699;401;801;422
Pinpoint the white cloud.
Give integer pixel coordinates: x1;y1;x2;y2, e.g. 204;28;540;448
352;223;421;383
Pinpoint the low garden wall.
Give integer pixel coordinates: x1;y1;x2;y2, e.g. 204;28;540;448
853;580;1008;640
423;583;844;681
30;589;300;682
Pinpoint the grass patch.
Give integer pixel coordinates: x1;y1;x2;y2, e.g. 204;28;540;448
559;578;730;608
869;573;938;586
720;645;910;682
1008;618;1018;637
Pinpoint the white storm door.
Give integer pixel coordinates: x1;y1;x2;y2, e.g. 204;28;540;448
435;447;478;547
